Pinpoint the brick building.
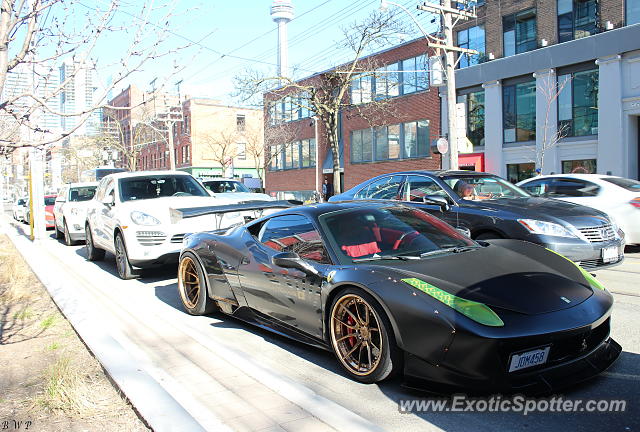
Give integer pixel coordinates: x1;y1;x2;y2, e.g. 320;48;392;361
264;38;442;201
448;0;640;181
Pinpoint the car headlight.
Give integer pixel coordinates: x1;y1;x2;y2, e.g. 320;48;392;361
517;219;577;238
401;277;504;327
131;211;161;226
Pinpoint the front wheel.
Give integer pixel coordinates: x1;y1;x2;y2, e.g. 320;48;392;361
85;224;105;261
177;252;216;315
63;220;74;246
115;232;139;280
329;288;401;383
54;218;63;239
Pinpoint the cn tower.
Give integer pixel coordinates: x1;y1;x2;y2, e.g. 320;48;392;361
270;0;294;78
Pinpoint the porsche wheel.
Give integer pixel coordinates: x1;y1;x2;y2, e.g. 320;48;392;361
85;224;105;261
178;252;215;315
115;232;139;280
54;219;63;240
329;289;400;383
63;220;74;246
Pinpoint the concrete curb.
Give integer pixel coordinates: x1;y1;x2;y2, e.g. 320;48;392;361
3;222;211;432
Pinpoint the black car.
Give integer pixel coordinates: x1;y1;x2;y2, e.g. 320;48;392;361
330;171;624;270
177;201;620;393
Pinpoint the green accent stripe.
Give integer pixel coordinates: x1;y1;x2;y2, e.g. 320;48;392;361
545;248;607;291
401;278;504;327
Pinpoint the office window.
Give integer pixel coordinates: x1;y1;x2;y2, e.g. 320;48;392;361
350;120;429;163
401;55;429;95
503;80;536;143
629;0;640;25
558;0;599;43
562;159;597;173
236;143;246;160
558;69;598;137
506;163;535;183
457;25;485;68
236;114;246;132
351;74;374;104
300;138;316;168
458;90;485;147
503;9;537;57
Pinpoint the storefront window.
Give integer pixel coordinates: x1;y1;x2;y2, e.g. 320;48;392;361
503;80;536;143
350;120;429;163
507;163;536;183
562;159;597;173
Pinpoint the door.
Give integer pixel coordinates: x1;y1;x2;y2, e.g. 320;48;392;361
547;177;601;207
96;179;116;249
53;187;67;231
354;175;405;200
239;214;330;338
401;175;459;228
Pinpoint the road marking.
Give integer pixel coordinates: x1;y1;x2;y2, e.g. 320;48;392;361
602;371;640;381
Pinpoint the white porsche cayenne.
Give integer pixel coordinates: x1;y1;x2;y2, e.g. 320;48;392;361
85;171;248;279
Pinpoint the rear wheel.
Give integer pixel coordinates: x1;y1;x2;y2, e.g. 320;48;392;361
178;252;215;315
115;232;139;280
85;224;105;261
329;288;401;383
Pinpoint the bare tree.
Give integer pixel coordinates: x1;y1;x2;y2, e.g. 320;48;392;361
59;137;102;183
0;0;193;156
202;129;242;176
536;73;572;173
234;11;406;194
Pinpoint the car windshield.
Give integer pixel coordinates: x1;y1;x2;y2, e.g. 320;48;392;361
203;180;250;193
119;175;208;201
603;177;640;191
69;186;97;202
319;206;476;262
443;175;530;200
44;197;56;206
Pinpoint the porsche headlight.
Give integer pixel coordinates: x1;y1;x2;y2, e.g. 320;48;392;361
401;278;504;327
517;219;578;238
131;211;161;226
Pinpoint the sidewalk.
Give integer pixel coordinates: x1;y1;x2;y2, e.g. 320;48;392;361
2;216;386;432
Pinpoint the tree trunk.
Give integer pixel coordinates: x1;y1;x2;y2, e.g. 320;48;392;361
326;111;341;194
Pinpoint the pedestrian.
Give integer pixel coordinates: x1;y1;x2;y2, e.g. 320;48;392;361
322;177;334;201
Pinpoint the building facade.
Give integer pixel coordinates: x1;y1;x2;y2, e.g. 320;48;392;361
264;38;442;201
449;0;640;181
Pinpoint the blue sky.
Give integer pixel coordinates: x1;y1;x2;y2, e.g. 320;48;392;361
91;0;439;105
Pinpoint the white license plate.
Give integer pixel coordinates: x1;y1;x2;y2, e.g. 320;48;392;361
508;346;550;372
602;247;618;263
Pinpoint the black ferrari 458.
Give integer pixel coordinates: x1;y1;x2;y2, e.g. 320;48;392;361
177;201;621;393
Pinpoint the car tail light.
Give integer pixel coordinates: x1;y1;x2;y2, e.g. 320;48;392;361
631;198;640;209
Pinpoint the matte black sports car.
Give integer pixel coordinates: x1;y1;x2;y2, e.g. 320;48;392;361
177;201;621;393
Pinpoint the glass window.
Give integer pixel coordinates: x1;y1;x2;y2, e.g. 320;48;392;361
351;74;373;104
558;0;598;43
417;120;430;156
388;125;400;159
561;159;597;173
375;126;389;160
503;9;537;57
354;175;405;200
503;80;536;143
301;139;316;168
350;120;429;163
558;69;598;137
258;215;330;264
291;141;300;168
520;179;552;196
236;114;246;132
351;129;374;163
319;206;475;262
603;177;640;191
459;91;485;146
457;25;485;68
403;175;448;202
628;0;640;25
119;175;208;201
444;175;530;199
506;163;536;183
404;122;417;158
548;178;601;197
203;180;250;193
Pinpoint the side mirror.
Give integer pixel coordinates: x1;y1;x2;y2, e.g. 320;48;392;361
272;252;320;276
423;195;450;212
102;194;115;207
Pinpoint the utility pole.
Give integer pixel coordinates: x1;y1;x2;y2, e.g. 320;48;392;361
417;0;477;171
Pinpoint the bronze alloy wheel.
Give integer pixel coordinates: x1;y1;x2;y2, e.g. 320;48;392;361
330;294;383;376
179;256;201;309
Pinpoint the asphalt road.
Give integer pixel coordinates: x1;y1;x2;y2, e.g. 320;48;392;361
3;204;639;432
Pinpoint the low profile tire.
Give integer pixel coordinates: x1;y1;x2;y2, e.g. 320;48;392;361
178;252;216;315
474;232;503;240
114;232;139;280
329;288;401;384
85;224;105;261
63;220;74;246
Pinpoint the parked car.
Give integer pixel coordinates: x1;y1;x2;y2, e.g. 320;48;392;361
85;171;269;279
25;195;56;228
201;178;273;202
12;197;28;222
517;174;640;245
178;201;620;392
330;171;624;270
53;182;98;245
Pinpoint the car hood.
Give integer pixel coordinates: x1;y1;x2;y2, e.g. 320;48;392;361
118;196;243;225
461;197;611;227
209;192;273;202
370;240;594;315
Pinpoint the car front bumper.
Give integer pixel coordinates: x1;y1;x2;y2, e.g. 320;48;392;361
531;235;625;270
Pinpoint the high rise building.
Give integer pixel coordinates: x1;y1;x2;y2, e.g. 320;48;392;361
59;60;102;136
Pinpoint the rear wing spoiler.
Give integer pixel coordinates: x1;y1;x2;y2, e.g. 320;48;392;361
170;200;300;224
